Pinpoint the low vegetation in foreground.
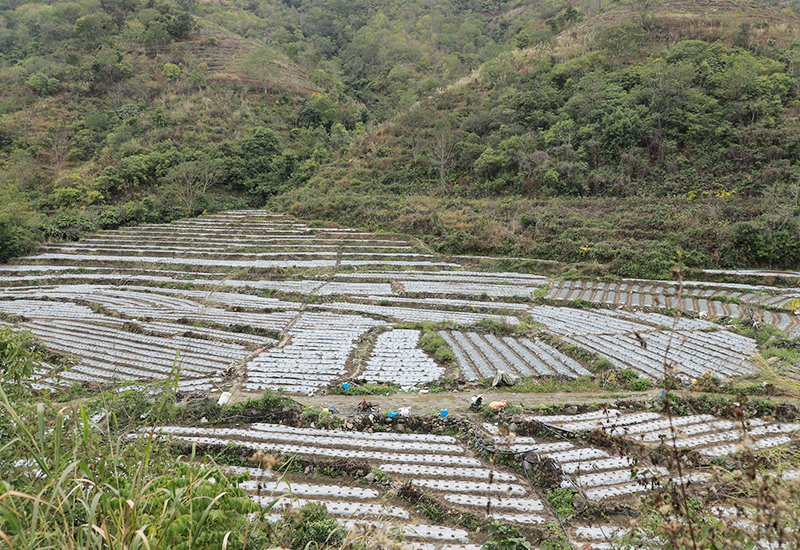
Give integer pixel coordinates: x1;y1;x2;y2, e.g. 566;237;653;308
3;325;800;549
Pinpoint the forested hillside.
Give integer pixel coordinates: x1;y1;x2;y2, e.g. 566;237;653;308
1;0;799;277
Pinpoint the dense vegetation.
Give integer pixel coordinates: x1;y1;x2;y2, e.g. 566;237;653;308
0;0;799;275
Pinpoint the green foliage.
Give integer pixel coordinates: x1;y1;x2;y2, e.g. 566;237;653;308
478;318;530;337
491;375;601;394
0;326;39;397
540;524;571;550
593;357;614;372
545;488;575;517
482;521;532;550
216;128;297;203
290;502;345;550
0;184;39;262
222;391;296;420
629;377;654;391
25;71;60;96
162;62;181;81
330;382;398;395
619;368;639;383
0;383;278;550
370;469;388;484
40;211;96;241
419;331;448;353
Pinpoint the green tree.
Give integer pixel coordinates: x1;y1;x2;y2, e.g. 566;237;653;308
217;128;297;202
0;182;38;264
25;71;59;96
73;12;114;51
166;12;196;40
162;62;181;81
143;20;171;50
595;23;646;64
100;0;138;28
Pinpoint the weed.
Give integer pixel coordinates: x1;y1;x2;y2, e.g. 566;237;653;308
546;488;575;518
492;375;604;394
0;326;40;397
483;521;532;550
540;524;571;550
0;383;284;549
315;411;342;429
533;285;551;301
593;357;615;372
318;466;341;477
330;382;400;395
478;318;532;337
629;377;654;391
371;469;388;483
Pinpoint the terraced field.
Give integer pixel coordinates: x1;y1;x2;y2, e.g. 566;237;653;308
2;209;799;548
147;408;798;548
1;209;798;391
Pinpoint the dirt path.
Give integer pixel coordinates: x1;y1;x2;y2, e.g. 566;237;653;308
231;388;662;417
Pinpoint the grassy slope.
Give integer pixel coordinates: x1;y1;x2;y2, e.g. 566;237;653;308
271;0;800;277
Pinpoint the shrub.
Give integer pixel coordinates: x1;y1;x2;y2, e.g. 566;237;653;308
593;357;614;372
0;326;39;397
290;502;345;550
482;521;532;550
629;377;654;391
0;221;36;262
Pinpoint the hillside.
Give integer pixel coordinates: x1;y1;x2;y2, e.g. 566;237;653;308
0;0;799;277
274;0;800;276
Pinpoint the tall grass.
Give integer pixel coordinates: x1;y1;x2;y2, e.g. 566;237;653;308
0;382;273;550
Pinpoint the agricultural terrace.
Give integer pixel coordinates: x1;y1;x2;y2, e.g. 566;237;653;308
1;210;799;549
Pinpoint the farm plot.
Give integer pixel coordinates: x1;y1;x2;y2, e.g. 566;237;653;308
0;285;300;332
1;209;792;396
148;422;543;542
365;295;532;312
41;240;420;255
134;287;300;310
399;281;536;298
529;305;758;381
0;299;103;321
339;270;548;286
24;251;459;271
27;211;446;269
135;321;277;348
149;411;793;547
480;418;702;502
439;331;592;381
361;329;444;388
544;280;800;337
313;302;519;325
243;312;383;395
313;282;394;296
524;409;800;461
20;318;246;391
